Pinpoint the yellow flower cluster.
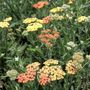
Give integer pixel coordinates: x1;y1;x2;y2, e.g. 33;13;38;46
68;0;75;4
50;14;64;20
38;65;65;81
86;55;90;61
66;51;84;75
65;60;82;75
26;62;40;71
38;59;65;82
72;51;84;63
0;17;12;28
23;17;43;32
4;17;12;22
43;59;59;66
23;18;43;24
50;7;64;13
23;18;37;24
26;23;43;32
77;16;88;23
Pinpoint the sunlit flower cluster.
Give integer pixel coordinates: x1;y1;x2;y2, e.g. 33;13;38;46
26;62;40;71
38;29;60;47
43;59;59;66
72;51;84;63
38;59;65;85
86;55;90;61
68;0;75;4
33;1;49;9
23;17;44;32
42;16;51;24
66;51;84;74
50;14;64;21
65;60;82;75
50;7;64;13
77;16;88;23
17;62;40;83
23;18;37;24
38;73;50;86
0;17;12;28
26;23;43;32
23;16;52;32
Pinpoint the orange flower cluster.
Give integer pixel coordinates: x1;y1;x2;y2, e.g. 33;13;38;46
38;29;60;47
43;16;51;24
17;68;36;83
33;1;49;9
17;62;40;83
39;73;50;86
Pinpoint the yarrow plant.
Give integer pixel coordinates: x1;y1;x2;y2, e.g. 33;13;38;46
0;0;90;90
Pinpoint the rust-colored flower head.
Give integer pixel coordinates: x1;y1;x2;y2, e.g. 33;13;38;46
17;62;40;83
38;29;60;47
43;16;51;24
39;73;50;85
17;73;29;83
33;1;49;9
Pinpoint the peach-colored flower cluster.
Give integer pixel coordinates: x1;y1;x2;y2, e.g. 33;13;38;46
38;59;65;85
38;29;60;47
17;62;40;83
38;73;50;86
65;52;84;75
33;1;49;9
42;16;51;24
